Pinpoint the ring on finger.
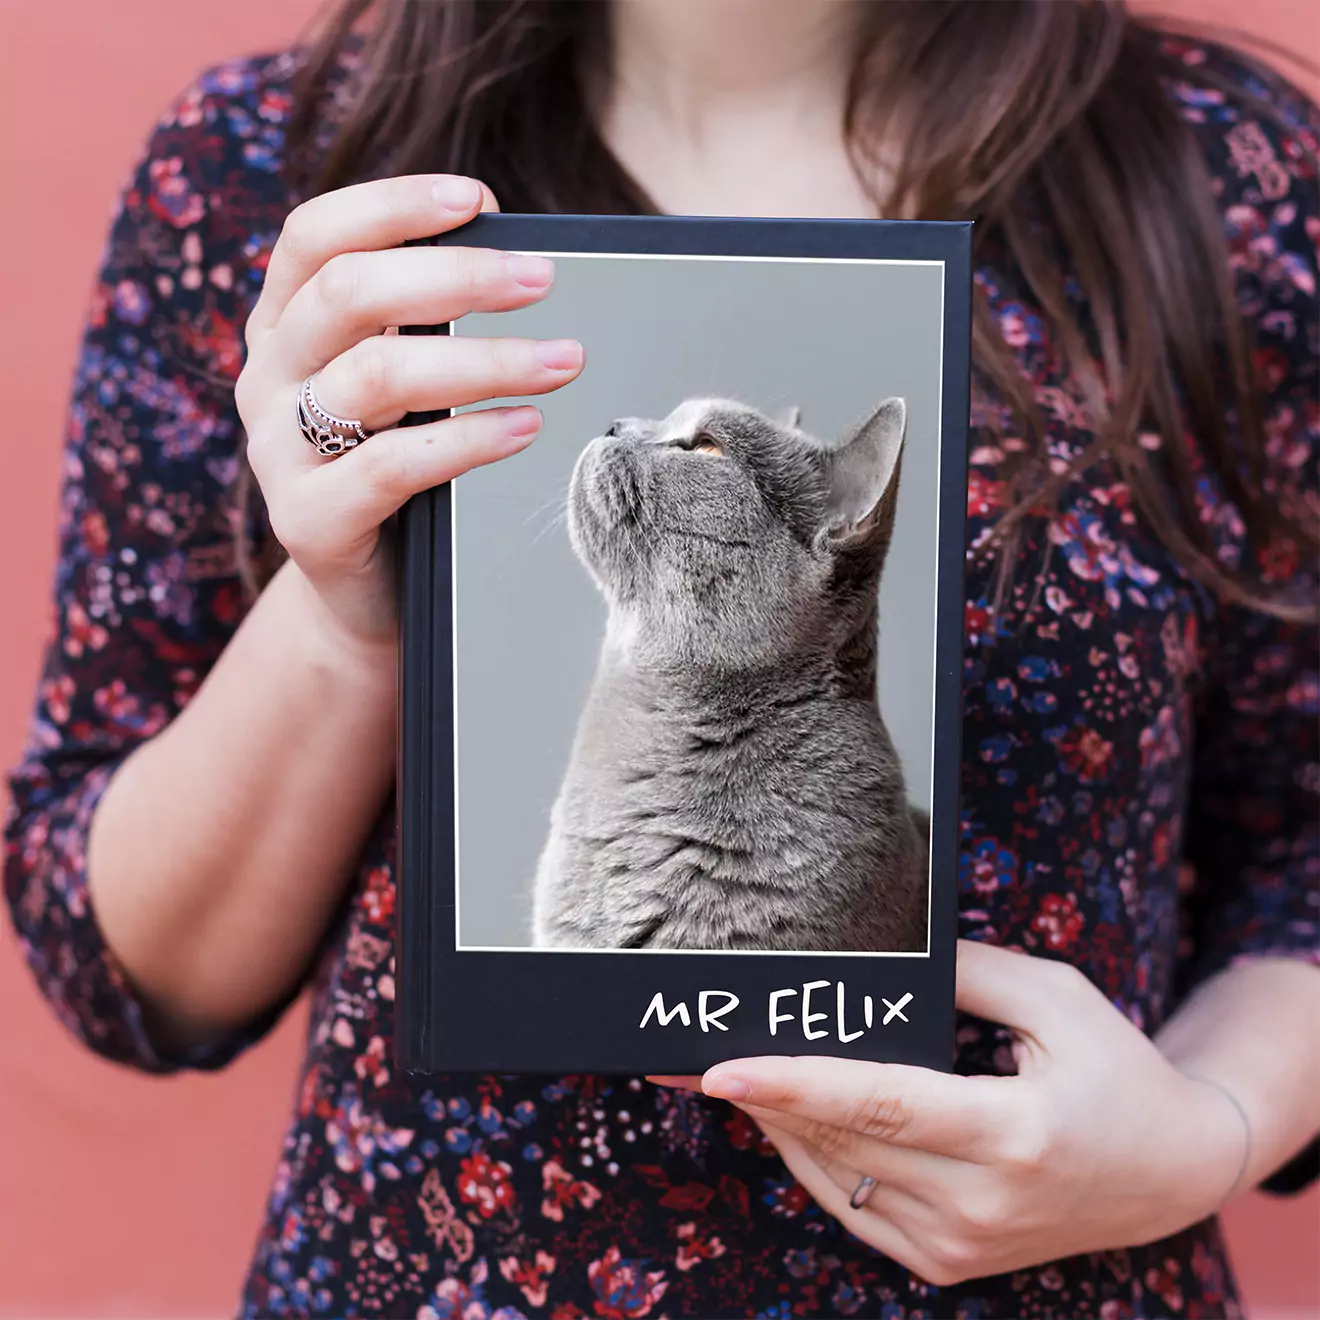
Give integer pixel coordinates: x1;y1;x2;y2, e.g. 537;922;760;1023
296;371;375;458
850;1174;879;1210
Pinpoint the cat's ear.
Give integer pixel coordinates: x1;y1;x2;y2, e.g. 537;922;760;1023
821;397;906;545
779;404;802;429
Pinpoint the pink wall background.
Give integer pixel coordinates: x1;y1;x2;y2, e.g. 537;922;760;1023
0;2;1315;1316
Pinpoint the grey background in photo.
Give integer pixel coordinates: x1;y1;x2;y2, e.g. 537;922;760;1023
451;254;945;948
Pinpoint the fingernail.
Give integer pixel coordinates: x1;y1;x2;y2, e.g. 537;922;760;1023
535;339;583;371
505;254;555;289
503;406;543;440
433;176;481;212
645;1075;703;1091
703;1073;752;1102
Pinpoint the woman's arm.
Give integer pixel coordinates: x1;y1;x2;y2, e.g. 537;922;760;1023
5;69;582;1066
1155;957;1320;1197
4;72;301;1071
86;559;396;1048
72;165;581;1050
1170;578;1320;1196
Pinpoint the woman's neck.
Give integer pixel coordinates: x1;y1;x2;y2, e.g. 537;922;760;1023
608;0;856;114
598;0;880;220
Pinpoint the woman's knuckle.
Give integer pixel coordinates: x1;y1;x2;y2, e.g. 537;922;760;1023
242;426;276;476
266;498;310;555
233;367;258;420
348;339;394;402
798;1118;850;1160
987;1088;1054;1174
926;1237;980;1285
957;1186;1011;1237
451;246;486;302
240;306;263;355
364;435;411;501
483;336;523;381
276;201;317;268
1011;1103;1058;1172
316;252;363;316
845;1090;913;1142
919;1259;957;1288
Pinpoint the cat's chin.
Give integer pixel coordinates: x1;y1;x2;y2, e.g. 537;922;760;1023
575;435;638;518
567;435;646;597
565;442;603;567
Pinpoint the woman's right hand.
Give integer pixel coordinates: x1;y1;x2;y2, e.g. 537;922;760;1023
235;173;584;650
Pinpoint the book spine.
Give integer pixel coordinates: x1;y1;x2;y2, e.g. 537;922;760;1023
395;310;449;1073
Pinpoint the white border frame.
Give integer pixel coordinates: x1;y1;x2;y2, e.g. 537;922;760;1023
452;251;946;956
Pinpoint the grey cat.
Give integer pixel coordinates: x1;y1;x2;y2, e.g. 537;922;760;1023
531;396;929;952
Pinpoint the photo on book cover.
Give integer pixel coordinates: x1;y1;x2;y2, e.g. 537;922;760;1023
397;213;971;1075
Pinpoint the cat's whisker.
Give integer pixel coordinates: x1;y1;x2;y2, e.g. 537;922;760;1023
524;482;574;547
523;486;570;529
530;507;571;548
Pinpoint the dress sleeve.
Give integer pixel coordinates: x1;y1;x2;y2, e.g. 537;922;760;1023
2;67;290;1073
1169;47;1320;1191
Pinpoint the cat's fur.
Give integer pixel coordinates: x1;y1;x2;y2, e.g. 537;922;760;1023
531;397;928;952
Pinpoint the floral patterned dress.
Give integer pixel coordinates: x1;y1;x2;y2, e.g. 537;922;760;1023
5;35;1318;1320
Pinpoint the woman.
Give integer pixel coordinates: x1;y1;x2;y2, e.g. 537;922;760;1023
5;1;1318;1315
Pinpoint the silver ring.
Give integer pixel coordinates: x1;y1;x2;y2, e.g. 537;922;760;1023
849;1174;878;1210
296;373;374;457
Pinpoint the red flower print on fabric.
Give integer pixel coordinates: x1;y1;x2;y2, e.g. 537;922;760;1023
587;1246;669;1319
1032;893;1086;952
457;1152;517;1219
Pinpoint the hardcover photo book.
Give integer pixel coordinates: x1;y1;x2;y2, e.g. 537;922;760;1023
395;212;971;1075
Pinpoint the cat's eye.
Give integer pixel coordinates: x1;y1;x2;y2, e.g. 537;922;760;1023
689;434;724;457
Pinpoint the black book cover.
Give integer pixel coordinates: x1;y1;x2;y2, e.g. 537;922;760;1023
396;213;971;1075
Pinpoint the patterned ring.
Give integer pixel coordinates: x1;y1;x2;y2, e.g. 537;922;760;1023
296;372;374;458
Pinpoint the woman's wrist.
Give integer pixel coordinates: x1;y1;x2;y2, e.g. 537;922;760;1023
1156;960;1320;1215
1179;1072;1253;1205
274;557;399;698
1166;1068;1255;1221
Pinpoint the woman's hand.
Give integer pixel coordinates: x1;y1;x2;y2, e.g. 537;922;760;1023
683;942;1251;1285
236;173;585;650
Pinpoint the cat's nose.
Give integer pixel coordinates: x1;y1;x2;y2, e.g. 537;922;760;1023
605;418;645;440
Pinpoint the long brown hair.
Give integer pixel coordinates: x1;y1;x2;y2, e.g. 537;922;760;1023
258;0;1317;620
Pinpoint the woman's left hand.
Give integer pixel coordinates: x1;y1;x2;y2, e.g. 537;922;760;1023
660;941;1249;1285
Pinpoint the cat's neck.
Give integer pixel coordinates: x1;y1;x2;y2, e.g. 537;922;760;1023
590;635;875;717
